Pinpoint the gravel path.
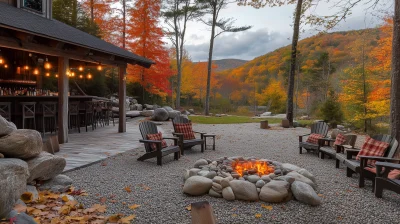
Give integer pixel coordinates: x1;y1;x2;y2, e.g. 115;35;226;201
67;122;400;223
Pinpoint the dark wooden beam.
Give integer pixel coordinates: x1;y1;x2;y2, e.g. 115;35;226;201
118;65;127;133
58;56;69;144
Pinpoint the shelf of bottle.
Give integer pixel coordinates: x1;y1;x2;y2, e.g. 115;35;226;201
0;79;37;85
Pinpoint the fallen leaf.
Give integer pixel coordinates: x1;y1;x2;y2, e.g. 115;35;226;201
232;214;237;217
122;202;127;205
261;204;273;211
119;215;136;224
100;197;107;204
255;213;262;218
128;204;140;210
92;204;107;213
34;205;47;210
101;161;107;166
61;195;70;202
317;194;324;197
124;186;132;193
110;200;117;203
108;214;122;222
20;192;34;203
14;203;27;213
58;205;71;215
186;205;191;211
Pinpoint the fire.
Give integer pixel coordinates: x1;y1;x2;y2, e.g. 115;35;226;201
232;160;274;177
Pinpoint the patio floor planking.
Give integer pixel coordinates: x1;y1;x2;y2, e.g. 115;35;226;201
57;118;149;172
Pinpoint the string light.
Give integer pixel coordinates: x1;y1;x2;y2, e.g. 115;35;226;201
0;58;3;65
87;73;92;79
24;65;29;70
55;74;59;78
78;66;84;72
44;57;51;69
71;72;75;77
33;68;39;75
97;64;102;71
79;74;83;79
46;73;50;77
4;64;8;69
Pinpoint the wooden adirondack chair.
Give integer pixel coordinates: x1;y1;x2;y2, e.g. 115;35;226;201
172;117;205;155
320;134;357;160
299;122;329;154
375;161;400;198
138;121;180;166
342;134;398;188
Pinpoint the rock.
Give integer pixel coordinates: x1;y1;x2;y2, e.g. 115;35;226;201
275;176;295;184
213;176;223;184
286;171;317;189
0;153;4;158
50;185;69;193
297;168;316;183
6;210;37;224
0;159;29;218
281;163;301;172
259;180;290;203
189;168;201;177
274;169;282;175
183;170;190;182
162;106;174;112
135;104;143;111
25;185;39;201
212;182;222;191
205;171;217;179
140;110;154;117
247;175;261;183
209;188;222;198
183;176;213;196
256;180;266;188
222;187;235;201
152;108;169;121
257;188;261;193
144;104;154;110
221;171;232;178
0;129;43;159
0;115;16;137
268;173;276;179
168;110;181;120
180;115;189;120
230;180;259;201
194;159;208;168
126;111;141;118
26;152;66;183
221;178;230;188
212;186;222;194
231;173;240;178
38;175;73;190
188;109;195;114
261;175;271;183
291;181;322;206
198;170;210;177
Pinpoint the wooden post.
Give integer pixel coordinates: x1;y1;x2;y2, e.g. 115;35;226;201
118;65;127;133
260;120;269;129
191;201;216;224
58;57;69;143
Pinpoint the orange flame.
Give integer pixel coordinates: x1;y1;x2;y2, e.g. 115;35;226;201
232;161;274;177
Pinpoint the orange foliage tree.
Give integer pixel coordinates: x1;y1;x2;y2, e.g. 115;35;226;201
126;0;173;97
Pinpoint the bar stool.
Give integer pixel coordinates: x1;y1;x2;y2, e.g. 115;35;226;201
80;101;94;132
20;102;36;130
0;102;11;121
40;102;57;137
107;101;115;126
68;102;80;133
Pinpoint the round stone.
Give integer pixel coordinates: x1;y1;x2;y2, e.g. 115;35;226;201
220;178;230;188
229;180;259;201
247;175;261;183
209;188;222;198
183;176;213;196
256;179;266;188
261;175;272;183
222;187;235;201
194;159;208;168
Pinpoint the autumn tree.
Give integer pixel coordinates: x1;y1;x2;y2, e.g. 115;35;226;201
127;0;173;99
197;0;251;115
163;0;204;109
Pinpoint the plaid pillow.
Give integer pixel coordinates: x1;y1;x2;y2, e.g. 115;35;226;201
356;137;390;165
364;167;400;180
174;123;196;140
146;132;167;151
334;133;347;146
306;133;323;144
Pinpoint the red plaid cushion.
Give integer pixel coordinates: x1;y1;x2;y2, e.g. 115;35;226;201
356;137;390;165
334;133;347;146
146;132;167;151
306;133;323;144
364;167;400;180
174;123;196;140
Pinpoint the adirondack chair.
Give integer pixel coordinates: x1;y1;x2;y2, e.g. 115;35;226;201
342;134;398;188
320;134;357;160
172;117;205;155
375;161;400;198
299;122;329;154
138;121;180;166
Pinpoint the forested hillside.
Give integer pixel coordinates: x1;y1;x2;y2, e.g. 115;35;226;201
211;59;248;72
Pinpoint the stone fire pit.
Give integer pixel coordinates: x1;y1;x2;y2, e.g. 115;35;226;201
183;157;321;206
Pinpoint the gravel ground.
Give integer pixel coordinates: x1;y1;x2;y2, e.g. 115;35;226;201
67;122;400;223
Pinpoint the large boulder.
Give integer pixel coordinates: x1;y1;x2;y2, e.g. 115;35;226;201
291;181;322;206
188;109;195;114
286;171;317;189
26;152;66;183
135;104;143;111
259;180;290;203
0;129;42;159
0;159;29;218
152;108;169;121
183;176;213;196
144;104;154;110
126;111;141;118
140;110;154;117
297;168;316;184
281;163;301;173
229;180;258;201
6;210;37;224
0;115;17;137
38;174;73;190
168;110;181;120
163;106;174;112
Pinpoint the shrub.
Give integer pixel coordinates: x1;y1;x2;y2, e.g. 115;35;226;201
236;106;250;115
319;91;344;128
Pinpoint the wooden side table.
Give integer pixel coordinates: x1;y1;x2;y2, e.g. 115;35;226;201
203;134;216;150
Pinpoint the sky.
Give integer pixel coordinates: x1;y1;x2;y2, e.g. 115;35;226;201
174;1;392;62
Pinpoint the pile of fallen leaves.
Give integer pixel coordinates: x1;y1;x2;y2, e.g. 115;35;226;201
6;187;136;224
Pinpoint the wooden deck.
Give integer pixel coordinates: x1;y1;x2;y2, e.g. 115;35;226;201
57;118;150;172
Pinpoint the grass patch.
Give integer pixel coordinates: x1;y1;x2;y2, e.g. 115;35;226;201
189;115;282;124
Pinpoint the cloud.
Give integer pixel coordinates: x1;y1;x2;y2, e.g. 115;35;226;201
185;29;291;61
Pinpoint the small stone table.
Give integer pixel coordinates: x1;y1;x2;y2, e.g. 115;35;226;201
203;134;216;151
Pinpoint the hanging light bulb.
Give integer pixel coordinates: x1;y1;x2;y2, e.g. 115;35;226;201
0;58;3;65
24;65;29;70
79;74;83;79
87;73;92;79
4;64;8;69
78;66;84;72
33;68;39;75
55;74;59;78
44;57;51;69
97;64;102;71
71;72;75;77
46;73;50;77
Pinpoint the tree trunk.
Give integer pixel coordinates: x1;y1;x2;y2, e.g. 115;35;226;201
72;0;78;27
286;0;303;127
174;1;182;109
390;0;400;152
90;0;94;23
122;0;126;49
205;3;217;115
